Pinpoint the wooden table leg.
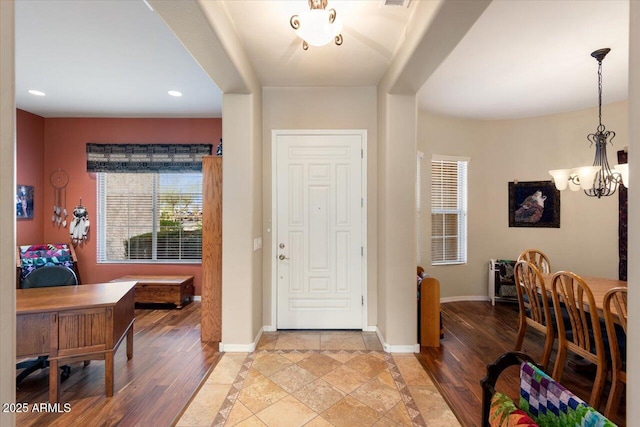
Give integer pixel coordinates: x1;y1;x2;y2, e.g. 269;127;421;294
126;326;134;360
105;350;114;397
49;359;60;403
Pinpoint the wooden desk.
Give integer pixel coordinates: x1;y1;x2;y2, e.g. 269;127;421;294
17;281;136;403
111;275;194;308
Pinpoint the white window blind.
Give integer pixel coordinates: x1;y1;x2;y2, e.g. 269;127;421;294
431;156;469;265
97;173;203;263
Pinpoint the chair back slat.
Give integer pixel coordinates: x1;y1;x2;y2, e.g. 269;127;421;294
603;287;627;419
551;271;607;408
518;249;551;274
514;260;554;370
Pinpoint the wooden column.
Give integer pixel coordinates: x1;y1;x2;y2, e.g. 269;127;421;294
201;156;222;342
420;277;441;347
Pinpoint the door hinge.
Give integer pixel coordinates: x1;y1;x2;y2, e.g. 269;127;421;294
361;247;364;256
361;149;363;159
361;198;363;207
362;295;364;306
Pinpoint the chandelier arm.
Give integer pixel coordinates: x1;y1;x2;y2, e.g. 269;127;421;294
328;8;336;23
335;34;343;46
290;15;300;30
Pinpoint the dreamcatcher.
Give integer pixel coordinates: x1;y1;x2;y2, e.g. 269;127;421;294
50;169;69;227
69;199;90;245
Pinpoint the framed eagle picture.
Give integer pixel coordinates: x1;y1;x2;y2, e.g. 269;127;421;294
508;181;560;228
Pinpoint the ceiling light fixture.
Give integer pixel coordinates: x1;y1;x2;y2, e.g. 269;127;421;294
549;48;628;197
290;0;343;51
28;89;46;96
168;90;182;97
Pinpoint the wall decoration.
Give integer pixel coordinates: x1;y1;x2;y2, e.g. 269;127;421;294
86;143;212;173
16;185;34;219
509;181;560;228
69;198;90;245
50;169;69;227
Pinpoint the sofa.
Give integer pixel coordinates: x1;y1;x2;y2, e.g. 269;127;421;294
480;352;616;427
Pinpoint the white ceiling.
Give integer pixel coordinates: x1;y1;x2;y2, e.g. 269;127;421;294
15;0;222;118
418;0;629;120
220;0;414;87
15;0;630;120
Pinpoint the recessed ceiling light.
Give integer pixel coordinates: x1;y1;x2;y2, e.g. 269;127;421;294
28;89;46;96
168;90;182;97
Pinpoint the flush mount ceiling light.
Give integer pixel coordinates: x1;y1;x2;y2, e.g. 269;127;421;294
168;90;182;97
549;48;628;197
28;89;46;96
290;0;343;51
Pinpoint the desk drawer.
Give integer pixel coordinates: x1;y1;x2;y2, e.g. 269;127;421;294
17;313;49;357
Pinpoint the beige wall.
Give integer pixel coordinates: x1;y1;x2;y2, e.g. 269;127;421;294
419;101;626;298
221;92;263;347
376;93;418;348
261;86;378;328
626;0;639;417
0;1;15;424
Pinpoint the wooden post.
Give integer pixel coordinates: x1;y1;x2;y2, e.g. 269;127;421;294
420;277;441;347
201;156;222;342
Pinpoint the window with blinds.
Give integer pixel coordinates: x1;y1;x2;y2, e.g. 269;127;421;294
97;173;203;263
431;156;469;265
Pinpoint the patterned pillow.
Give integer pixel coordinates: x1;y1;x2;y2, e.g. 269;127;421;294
490;392;538;427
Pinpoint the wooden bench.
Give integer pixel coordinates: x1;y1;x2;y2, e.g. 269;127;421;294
111;275;194;309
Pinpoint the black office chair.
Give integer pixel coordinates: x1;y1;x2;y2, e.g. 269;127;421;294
17;265;78;387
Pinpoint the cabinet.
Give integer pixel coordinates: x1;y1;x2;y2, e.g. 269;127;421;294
201;156;222;342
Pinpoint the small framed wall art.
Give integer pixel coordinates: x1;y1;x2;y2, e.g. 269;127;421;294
16;185;34;219
508;181;560;228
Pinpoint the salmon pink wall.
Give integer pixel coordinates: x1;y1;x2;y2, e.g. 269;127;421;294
16;109;45;245
42;117;222;295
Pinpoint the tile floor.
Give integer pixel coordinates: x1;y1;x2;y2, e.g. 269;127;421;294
176;332;459;427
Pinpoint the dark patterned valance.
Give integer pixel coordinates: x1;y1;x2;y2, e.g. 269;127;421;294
86;143;213;173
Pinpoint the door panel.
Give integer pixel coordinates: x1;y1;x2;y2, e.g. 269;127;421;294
276;133;363;329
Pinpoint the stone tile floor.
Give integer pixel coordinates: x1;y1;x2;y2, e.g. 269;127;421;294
176;332;459;427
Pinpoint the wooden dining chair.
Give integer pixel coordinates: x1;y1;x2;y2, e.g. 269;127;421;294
603;287;627;419
517;249;551;274
551;271;606;409
513;260;554;371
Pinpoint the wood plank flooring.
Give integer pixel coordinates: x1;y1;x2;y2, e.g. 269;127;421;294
417;301;626;427
14;300;625;426
15;302;220;427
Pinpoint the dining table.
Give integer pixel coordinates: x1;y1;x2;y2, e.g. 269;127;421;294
542;273;627;317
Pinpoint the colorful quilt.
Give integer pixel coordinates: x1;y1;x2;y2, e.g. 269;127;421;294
519;362;616;427
490;392;538;427
19;244;73;279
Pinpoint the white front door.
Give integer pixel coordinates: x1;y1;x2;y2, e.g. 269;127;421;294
275;131;364;329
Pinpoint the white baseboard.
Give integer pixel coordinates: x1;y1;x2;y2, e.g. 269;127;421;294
374;327;419;353
219;327;264;353
193;295;202;302
262;325;277;332
440;295;490;303
362;325;377;332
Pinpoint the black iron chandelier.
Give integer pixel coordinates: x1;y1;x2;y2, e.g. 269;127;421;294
549;48;628;197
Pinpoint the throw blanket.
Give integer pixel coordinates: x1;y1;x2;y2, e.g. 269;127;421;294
519;362;615;427
19;244;73;280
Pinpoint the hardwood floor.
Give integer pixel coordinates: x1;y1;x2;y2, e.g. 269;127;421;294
14;300;625;426
417;301;626;427
15;302;220;427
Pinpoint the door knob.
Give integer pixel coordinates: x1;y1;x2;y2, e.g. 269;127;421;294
279;254;289;260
